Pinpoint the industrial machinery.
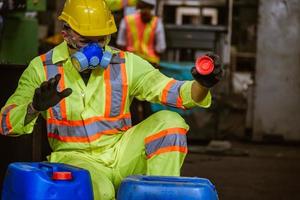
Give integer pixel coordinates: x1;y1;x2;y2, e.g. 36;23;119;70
0;0;46;64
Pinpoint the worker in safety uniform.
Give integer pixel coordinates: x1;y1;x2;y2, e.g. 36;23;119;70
116;0;166;67
116;0;166;123
0;0;222;199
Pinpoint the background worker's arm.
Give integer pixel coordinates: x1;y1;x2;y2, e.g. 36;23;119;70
128;53;213;109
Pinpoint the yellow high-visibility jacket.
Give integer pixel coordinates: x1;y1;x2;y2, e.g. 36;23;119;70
0;41;211;152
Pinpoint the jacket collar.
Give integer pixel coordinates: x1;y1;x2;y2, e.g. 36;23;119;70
52;41;70;64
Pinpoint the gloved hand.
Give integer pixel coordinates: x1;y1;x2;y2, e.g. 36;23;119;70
191;53;223;88
32;74;72;111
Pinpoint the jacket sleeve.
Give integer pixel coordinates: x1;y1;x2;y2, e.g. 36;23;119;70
127;52;211;109
0;57;45;136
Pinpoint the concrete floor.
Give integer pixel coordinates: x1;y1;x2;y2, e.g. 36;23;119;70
182;141;300;200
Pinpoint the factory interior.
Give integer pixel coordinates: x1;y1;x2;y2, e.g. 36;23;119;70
0;0;300;199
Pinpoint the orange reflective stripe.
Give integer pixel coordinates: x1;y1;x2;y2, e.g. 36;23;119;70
103;52;127;117
147;18;159;62
42;54;49;119
41;51;67;120
1;104;16;135
147;146;188;159
119;51;128;114
41;54;49;81
41;53;54;118
46;113;132;143
136;14;144;45
104;66;112;117
144;127;187;144
5;111;12;132
48;113;131;126
41;53;48;80
162;79;176;104
161;80;185;108
126;14;140;52
125;17;133;51
48;125;131;143
40;54;46;62
0;115;3;134
176;95;183;108
147;17;158;48
57;65;67;119
143;17;157;52
48;129;117;143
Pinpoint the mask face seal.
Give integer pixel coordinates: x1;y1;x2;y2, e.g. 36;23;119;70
71;42;112;72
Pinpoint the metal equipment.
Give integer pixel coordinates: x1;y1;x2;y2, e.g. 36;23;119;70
0;0;46;64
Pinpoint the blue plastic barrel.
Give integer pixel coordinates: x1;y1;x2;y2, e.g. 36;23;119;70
117;175;218;200
1;162;93;200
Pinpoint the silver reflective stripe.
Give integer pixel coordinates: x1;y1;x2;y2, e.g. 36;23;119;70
166;81;184;107
111;54;125;64
145;133;187;156
43;50;62;120
47;117;132;138
1;105;16;135
109;61;124;117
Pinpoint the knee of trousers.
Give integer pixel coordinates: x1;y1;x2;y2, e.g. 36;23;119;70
150;110;189;129
144;111;189;159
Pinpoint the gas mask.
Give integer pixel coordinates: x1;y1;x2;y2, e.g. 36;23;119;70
71;42;112;72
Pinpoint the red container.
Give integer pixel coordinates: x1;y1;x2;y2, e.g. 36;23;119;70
195;56;214;75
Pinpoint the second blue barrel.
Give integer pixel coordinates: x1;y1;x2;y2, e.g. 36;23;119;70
117;175;218;200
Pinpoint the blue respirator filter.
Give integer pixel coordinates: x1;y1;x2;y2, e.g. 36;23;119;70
71;43;112;72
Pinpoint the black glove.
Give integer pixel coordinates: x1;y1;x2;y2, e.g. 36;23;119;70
191;53;223;88
32;74;72;111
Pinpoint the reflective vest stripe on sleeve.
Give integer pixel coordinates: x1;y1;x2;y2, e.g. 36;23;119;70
40;50;67;120
144;127;188;159
0;104;16;135
161;80;185;108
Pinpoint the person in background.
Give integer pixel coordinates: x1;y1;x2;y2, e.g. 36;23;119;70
116;0;166;67
116;0;166;123
0;0;222;199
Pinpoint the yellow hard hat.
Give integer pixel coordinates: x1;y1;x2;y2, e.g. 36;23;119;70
58;0;117;36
